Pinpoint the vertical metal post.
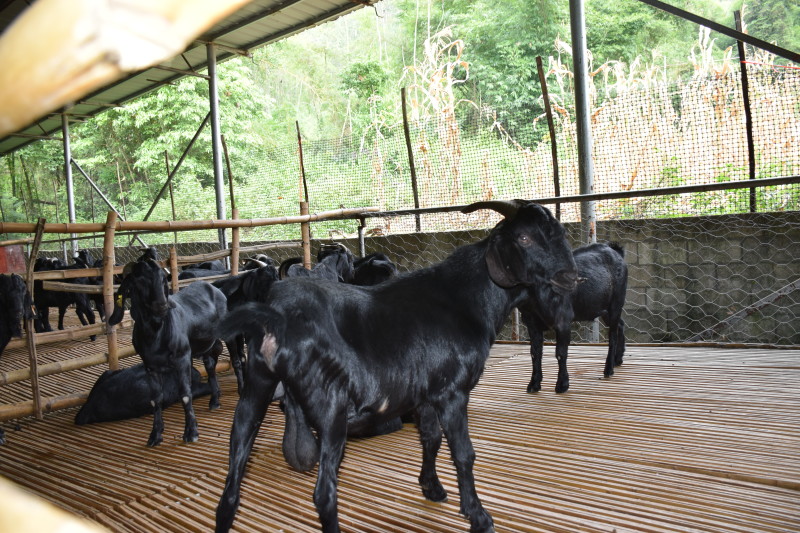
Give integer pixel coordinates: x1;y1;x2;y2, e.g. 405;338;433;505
207;43;227;250
62;113;77;254
401;88;422;232
569;0;596;245
735;11;757;213
569;0;599;342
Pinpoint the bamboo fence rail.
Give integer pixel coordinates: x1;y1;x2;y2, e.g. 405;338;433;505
0;206;378;425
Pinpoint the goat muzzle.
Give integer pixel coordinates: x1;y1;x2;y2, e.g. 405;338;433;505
550;270;579;293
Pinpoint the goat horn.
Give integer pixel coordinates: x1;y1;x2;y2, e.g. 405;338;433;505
461;199;525;218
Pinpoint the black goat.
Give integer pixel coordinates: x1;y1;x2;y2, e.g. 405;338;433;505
74;250;108;321
108;257;227;446
280;243;355;282
241;254;275;271
0;273;34;358
33;257;96;338
75;363;212;425
215;200;578;533
520;242;628;394
352;252;398;286
211;266;280;393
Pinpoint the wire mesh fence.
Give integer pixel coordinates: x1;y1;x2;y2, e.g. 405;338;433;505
7;57;800;347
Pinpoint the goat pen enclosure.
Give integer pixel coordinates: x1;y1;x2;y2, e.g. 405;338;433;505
0;190;798;531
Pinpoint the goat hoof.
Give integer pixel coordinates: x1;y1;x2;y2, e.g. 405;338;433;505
421;484;448;503
555;382;569;393
147;435;163;447
183;430;199;443
209;402;221;411
526;382;541;393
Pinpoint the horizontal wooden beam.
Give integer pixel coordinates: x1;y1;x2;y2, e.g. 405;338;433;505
0;206;380;235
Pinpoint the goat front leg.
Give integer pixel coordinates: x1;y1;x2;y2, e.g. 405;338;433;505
554;326;571;393
313;406;347;533
437;396;494;533
177;356;200;443
527;326;545;393
416;404;447;502
216;367;279;533
145;369;165;447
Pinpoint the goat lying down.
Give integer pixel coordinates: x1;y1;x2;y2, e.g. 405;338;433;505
108;258;227;447
520;242;628;393
215;200;578;533
74;363;212;425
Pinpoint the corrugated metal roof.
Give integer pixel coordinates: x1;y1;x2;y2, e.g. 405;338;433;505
0;0;374;156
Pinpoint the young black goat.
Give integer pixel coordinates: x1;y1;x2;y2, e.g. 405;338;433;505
279;242;355;282
33;257;96;337
75;363;212;425
520;242;628;393
0;273;34;358
352;252;398;286
215;200;578;533
108;257;227;446
211;266;280;393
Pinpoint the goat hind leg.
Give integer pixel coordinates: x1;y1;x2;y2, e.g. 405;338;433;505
216;370;279;533
416;404;447;502
313;409;348;533
203;340;224;410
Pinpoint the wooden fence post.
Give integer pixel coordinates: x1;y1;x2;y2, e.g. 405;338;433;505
230;208;240;276
169;247;179;294
536;56;561;220
300;202;312;270
102;211;119;370
24;217;46;419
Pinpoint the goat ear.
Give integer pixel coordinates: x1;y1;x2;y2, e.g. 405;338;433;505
485;238;527;288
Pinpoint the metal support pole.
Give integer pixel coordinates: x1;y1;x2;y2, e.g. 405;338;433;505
569;0;596;246
207;43;227;250
62;113;77;254
569;0;599;342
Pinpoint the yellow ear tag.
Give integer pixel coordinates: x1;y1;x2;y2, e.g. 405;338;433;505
116;294;123;307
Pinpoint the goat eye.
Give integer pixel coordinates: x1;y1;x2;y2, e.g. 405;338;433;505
517;234;533;247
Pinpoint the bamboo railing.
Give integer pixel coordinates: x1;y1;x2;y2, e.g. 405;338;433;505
0;206;378;426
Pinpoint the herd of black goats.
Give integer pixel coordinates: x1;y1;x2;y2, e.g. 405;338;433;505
0;200;628;533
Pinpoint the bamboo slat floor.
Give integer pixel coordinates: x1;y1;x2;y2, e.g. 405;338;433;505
1;338;798;532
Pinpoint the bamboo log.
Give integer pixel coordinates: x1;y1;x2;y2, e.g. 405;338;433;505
42;281;116;294
0;206;381;235
0;0;255;137
300;201;312;270
103;211;119;370
230;208;240;276
238;241;302;254
34;264;124;280
169;247;179;294
174;248;232;265
0;346;137;387
4;317;132;352
26;218;46;420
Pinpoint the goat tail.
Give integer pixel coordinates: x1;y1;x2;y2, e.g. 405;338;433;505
608;242;625;258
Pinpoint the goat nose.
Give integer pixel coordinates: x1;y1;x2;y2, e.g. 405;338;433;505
551;270;579;292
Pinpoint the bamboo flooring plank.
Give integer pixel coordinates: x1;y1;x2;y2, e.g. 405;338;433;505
2;344;800;532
